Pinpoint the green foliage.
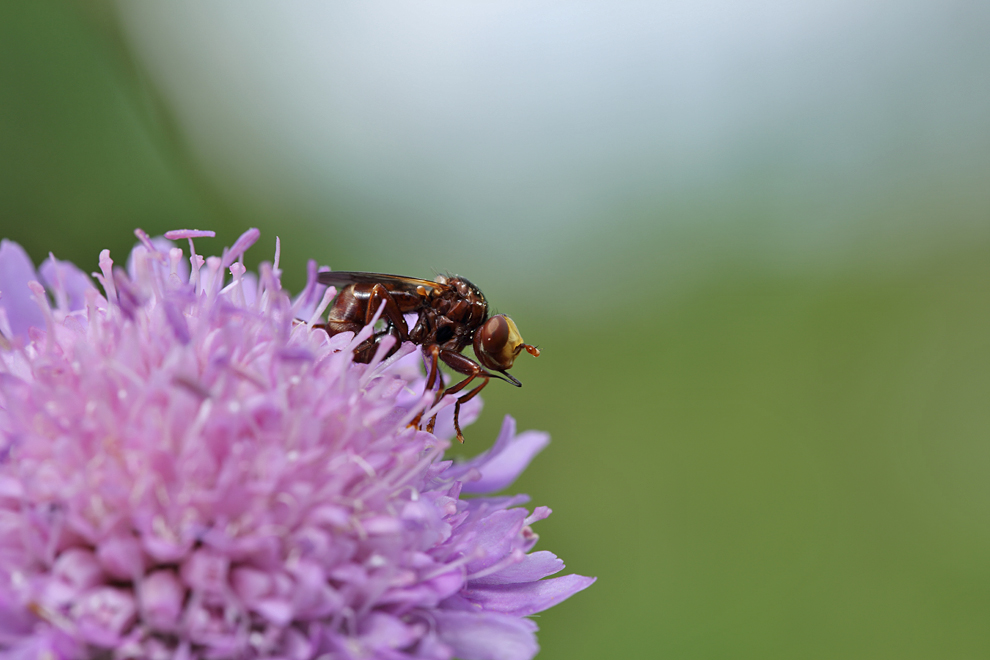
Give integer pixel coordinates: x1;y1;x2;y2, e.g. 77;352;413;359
482;252;990;659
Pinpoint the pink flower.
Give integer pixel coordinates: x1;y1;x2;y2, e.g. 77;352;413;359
0;230;593;659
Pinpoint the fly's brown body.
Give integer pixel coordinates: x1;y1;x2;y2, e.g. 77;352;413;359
316;271;539;442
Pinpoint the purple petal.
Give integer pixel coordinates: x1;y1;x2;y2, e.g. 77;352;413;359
456;417;550;494
358;612;421;652
461;574;597;616
1;628;82;660
471;551;565;586
379;569;465;609
255;598;293;626
413;631;454;660
0;240;44;337
0;575;33;637
429;394;484;443
434;610;539;660
289;560;344;619
39;255;96;312
238;271;258;305
461;509;528;574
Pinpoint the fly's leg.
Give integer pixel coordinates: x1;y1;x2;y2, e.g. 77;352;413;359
427;349;493;443
359;284;411;361
450;379;489;443
411;344;440;431
365;284;410;340
327;283;412;362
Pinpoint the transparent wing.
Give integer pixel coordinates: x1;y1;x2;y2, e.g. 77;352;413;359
316;271;445;296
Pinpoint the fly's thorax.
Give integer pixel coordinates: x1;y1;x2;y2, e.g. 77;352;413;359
438;276;488;328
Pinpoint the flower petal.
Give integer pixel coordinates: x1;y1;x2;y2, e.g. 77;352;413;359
359;612;422;652
429;394;484;443
72;586;137;647
435;610;539;660
140;570;184;631
39;255;97;312
0;240;44;337
471;551;565;586
462;574;597;616
458;509;528;575
456;416;550;494
96;535;145;580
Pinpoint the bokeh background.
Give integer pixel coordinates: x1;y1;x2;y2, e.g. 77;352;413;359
3;1;990;657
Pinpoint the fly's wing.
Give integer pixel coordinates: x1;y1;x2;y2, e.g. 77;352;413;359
316;271;445;297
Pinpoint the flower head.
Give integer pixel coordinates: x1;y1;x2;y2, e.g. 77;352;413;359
0;230;593;659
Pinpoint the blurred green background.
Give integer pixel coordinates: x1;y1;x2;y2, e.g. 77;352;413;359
3;2;990;658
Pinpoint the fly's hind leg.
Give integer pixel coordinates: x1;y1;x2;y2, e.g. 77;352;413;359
325;283;411;363
360;284;411;361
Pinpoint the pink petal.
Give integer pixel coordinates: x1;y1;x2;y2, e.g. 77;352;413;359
42;549;105;608
180;549;230;596
96;535;145;580
72;586;137;647
140;570;185;631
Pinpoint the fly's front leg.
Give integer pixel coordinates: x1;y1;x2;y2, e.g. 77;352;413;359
433;349;493;443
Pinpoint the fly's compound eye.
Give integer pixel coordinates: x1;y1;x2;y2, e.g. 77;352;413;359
473;314;539;371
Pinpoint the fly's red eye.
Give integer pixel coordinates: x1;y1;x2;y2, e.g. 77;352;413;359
473;314;526;371
481;316;508;356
